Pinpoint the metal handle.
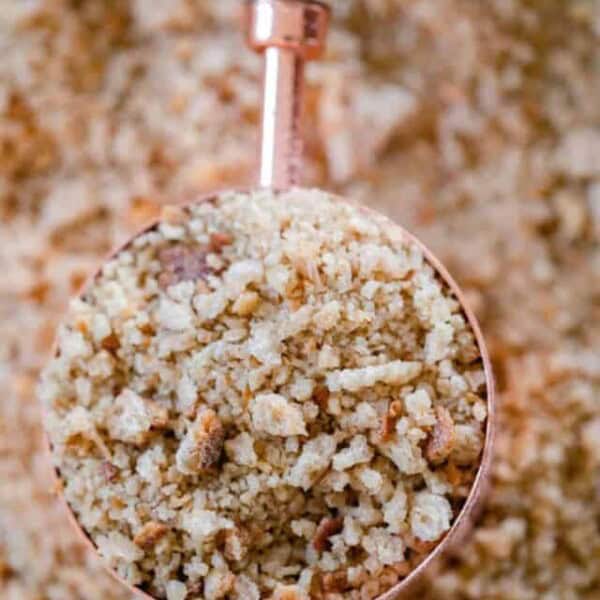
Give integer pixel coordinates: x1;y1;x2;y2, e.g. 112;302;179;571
244;0;330;190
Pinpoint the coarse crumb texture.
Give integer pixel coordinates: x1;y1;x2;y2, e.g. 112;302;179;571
40;188;487;599
2;1;600;599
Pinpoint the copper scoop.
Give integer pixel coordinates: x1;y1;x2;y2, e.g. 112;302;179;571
44;1;495;598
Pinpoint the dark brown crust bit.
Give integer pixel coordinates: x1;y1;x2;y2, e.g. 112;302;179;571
134;521;168;549
425;406;456;464
100;333;120;352
209;231;233;252
312;516;344;552
313;385;330;408
158;243;211;289
193;409;225;470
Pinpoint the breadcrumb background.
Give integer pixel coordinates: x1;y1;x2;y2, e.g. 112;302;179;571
0;1;599;599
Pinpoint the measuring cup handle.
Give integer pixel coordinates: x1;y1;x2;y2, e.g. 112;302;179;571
244;0;330;190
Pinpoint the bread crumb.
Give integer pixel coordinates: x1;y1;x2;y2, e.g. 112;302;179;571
108;389;168;446
426;406;456;464
326;361;423;393
134;522;168;549
232;291;260;317
165;580;187;600
313;516;344;552
251;393;307;437
176;409;225;474
410;491;452;542
333;435;373;471
287;434;337;490
225;432;257;466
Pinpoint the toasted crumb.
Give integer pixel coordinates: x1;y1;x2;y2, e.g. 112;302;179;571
322;570;349;593
223;527;250;562
313;385;330;408
232;291;260;317
313;516;344;552
134;522;168;549
378;401;404;442
176;409;224;474
100;333;120;352
425;406;456;464
271;585;308;600
204;569;235;600
209;231;233;252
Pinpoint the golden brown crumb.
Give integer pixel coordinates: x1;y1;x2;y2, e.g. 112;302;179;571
272;586;305;600
100;333;120;352
378;414;395;443
134;522;169;550
313;516;344;552
379;566;400;590
444;462;464;487
176;409;225;474
223;526;250;562
389;400;403;418
359;579;380;599
150;406;169;429
425;406;456;464
232;291;260;317
209;231;233;252
377;400;405;443
322;570;348;593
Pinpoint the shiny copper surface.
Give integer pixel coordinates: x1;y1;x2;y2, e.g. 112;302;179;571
245;0;330;189
245;0;330;60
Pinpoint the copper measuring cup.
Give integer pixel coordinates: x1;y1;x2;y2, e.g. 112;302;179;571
44;1;495;598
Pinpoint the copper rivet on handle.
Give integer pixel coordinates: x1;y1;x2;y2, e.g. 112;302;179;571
245;0;330;60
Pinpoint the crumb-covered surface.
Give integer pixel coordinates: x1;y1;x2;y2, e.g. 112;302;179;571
41;189;487;599
1;0;600;599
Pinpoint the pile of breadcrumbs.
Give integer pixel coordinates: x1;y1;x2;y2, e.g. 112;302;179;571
2;1;600;599
40;189;487;599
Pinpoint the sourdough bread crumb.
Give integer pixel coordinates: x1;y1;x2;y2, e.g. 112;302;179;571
41;189;487;598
